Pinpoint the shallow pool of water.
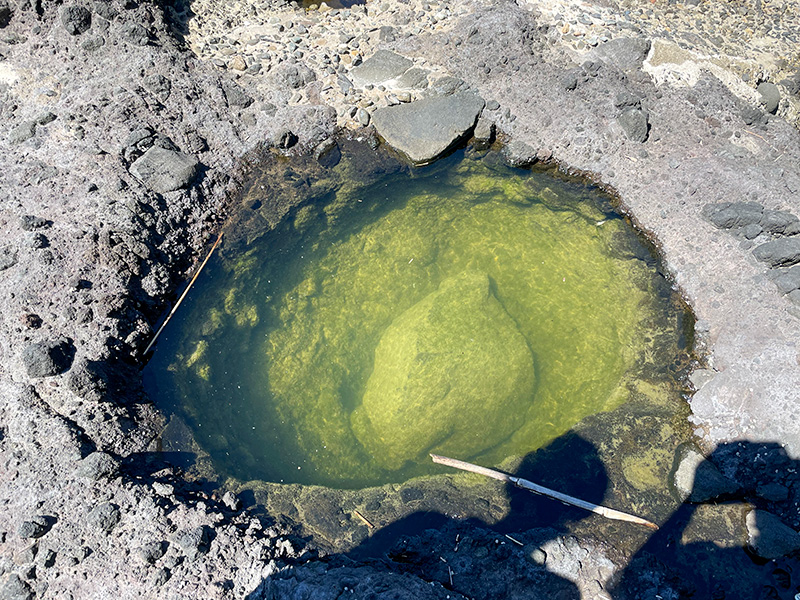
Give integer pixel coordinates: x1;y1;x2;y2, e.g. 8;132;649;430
144;148;691;489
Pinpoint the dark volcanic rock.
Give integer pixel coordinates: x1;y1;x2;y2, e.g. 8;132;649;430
0;2;11;28
618;107;649;142
176;526;210;561
761;209;800;235
21;339;75;378
746;510;800;559
371;91;485;164
75;451;119;481
61;5;91;35
88;502;121;533
753;238;800;267
0;246;18;271
757;82;780;114
129;147;199;193
222;80;253;108
704;201;764;229
769;265;800;294
18;515;50;539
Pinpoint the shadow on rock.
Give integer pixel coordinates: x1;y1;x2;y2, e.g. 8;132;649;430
247;432;616;599
610;441;800;600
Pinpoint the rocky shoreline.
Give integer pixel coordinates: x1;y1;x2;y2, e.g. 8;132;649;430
2;0;800;597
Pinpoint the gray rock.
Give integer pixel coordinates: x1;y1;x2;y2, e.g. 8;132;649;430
741;223;762;239
788;289;800;306
746;510;800;559
21;340;75;378
222;491;241;511
275;129;298;149
143;74;171;101
753;237;800;267
429;76;467;96
503;139;538;168
350;50;412;88
337;74;353;94
356;108;370;126
18;516;50;539
129;147;199;194
93;1;117;21
704;201;764;229
88;502;121;533
221;80;253;108
313;138;339;167
589;37;651;71
0;2;11;28
395;67;430;90
618;107;649;142
280;63;316;89
671;444;740;502
371;91;485;164
8;121;36;144
0;573;33;600
61;5;91;35
561;70;580;91
175;526;210;561
75;451;119;481
757;82;780;114
0;246;18;271
122;22;149;46
19;215;48;231
136;541;167;564
472;117;495;148
769;265;800;294
761;209;800;235
151;567;171;587
757;482;790;502
689;368;716;390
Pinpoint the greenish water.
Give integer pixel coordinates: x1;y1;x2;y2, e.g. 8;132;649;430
144;150;691;489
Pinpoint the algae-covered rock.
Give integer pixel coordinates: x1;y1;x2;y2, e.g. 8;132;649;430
352;271;535;470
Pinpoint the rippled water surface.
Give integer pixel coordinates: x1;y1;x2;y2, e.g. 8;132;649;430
144;149;691;488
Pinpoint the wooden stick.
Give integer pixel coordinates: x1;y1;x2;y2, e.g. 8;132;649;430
430;454;658;530
354;510;375;529
143;231;225;356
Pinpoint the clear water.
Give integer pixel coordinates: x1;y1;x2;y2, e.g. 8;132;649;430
144;150;691;489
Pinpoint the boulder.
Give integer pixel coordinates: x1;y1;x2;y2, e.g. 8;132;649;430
671;444;739;502
351;271;535;470
618;107;649;142
87;502;121;533
746;510;800;559
349;50;413;88
757;82;780;114
769;265;800;294
129;147;199;194
704;201;764;229
371;91;485;164
21;339;75;378
61;5;91;35
753;238;800;267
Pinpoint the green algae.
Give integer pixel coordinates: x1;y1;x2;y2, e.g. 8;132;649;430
145;149;691;489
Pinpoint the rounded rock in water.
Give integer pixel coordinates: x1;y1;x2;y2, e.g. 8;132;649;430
352;271;535;469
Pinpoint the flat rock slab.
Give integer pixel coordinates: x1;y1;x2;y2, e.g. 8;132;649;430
349;50;412;89
372;91;485;165
753;237;800;267
129;147;199;194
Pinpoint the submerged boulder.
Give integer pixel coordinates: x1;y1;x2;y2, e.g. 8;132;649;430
352;271;535;470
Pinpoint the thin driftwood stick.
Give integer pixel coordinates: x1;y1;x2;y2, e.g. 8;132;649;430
430;454;658;530
143;231;225;356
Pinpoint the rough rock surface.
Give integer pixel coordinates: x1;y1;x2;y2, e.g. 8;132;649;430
371;91;485;164
1;0;800;597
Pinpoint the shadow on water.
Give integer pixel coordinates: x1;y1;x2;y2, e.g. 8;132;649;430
248;437;800;600
611;441;800;600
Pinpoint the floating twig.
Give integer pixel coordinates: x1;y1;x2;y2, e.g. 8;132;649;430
505;534;524;546
430;454;658;531
143;231;225;356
